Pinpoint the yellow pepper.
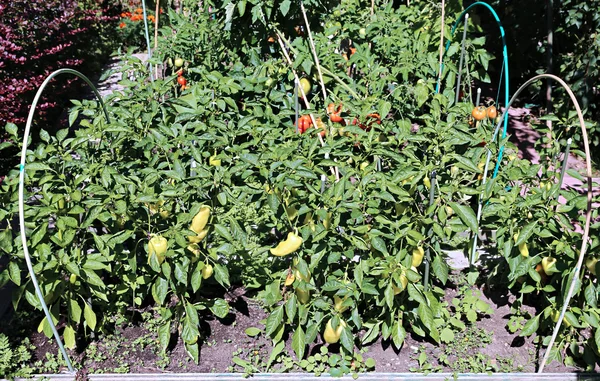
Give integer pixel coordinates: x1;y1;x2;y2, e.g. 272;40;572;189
209;151;221;167
202;264;214;279
412;246;425;267
188;228;209;243
518;242;529;257
323;319;346;344
296;288;310;304
541;257;558;275
270;232;303;256
148;235;168;264
190;206;211;234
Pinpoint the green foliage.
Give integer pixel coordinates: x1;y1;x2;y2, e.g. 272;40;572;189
1;0;599;373
0;334;35;379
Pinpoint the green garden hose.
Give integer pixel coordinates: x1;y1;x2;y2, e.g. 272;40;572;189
140;0;154;81
18;68;111;373
436;1;510;179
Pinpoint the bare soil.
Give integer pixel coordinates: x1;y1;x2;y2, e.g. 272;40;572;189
3;269;592;377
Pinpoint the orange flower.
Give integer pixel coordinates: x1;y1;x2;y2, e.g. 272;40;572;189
120;12;127;17
159;8;164;14
148;15;155;22
135;8;143;13
130;14;142;21
119;22;126;28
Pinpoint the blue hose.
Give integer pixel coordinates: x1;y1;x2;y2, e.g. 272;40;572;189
436;1;509;179
141;0;154;81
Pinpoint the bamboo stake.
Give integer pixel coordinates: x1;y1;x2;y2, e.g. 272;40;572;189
275;32;361;100
300;2;327;102
436;0;446;90
154;0;160;77
275;33;338;180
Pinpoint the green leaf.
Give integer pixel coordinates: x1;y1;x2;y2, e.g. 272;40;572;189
63;324;76;350
418;303;434;330
370;236;388;254
30;223;48;248
292;326;306;360
5;122;18;136
0;229;13;253
8;262;20;286
365;357;376;369
584;283;597;308
152;277;169;305
214;263;230;287
361;323;380;345
432;255;448;285
520;314;539;337
340;326;354;353
514;222;536;246
83;269;105;288
65;262;81;276
266;340;285;371
185;342;199;363
245;327;262;337
391;321;406;349
209;298;229;318
174;262;188;286
191;262;203;293
466;309;478;323
285;294;297;322
214;224;233;242
265;305;284;337
279;0;291;16
449;202;478;233
68;299;82;324
450;155;480;173
440;327;455;343
415;82;428;107
84;303;97;331
237;0;246;16
158;321;171;352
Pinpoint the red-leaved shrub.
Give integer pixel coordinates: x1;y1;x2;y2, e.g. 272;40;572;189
0;0;120;131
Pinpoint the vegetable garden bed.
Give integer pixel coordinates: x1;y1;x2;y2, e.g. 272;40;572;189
1;0;600;379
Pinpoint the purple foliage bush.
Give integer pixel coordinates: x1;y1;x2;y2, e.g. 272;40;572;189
0;0;120;130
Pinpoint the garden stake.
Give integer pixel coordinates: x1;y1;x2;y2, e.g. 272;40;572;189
557;138;572;192
423;171;436;292
300;2;327;101
437;2;509;179
475;87;481;106
471;141;494;266
18;69;112;373
481;74;592;373
436;0;446;92
294;79;300;134
455;13;469;104
274;33;338;182
154;0;160;77
141;0;154;81
275;30;361;100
